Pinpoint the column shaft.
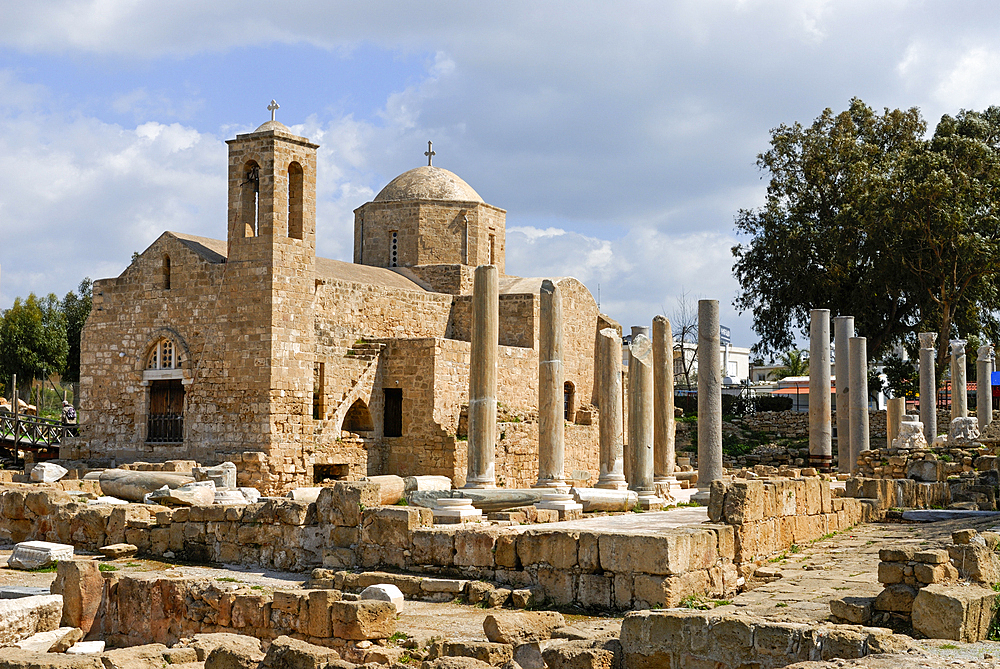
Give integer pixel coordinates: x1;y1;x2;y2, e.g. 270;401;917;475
695;300;723;499
809;309;832;471
848;336;869;471
951;340;968;419
596;328;627;489
978;345;994;433
652;315;675;482
918;332;937;444
536;280;566;488
833;316;855;473
465;265;498;488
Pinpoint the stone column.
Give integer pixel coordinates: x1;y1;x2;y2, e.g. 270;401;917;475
628;334;663;509
918;332;937;444
465;265;498;489
848;336;869;471
809;309;832;472
652;315;676;485
693;299;723;504
596;328;627;490
951;339;968;420
886;397;905;448
834;316;855;473
535;280;567;489
978;344;994;433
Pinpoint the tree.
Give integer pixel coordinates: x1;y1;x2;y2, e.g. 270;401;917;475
0;293;68;397
61;278;92;384
882;355;918;399
670;289;699;390
771;349;809;380
732;99;1000;369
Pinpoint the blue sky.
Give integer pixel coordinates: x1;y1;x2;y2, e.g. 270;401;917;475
3;1;1000;357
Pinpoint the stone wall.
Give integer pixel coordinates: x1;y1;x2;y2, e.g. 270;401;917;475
844;478;952;510
708;478;880;565
495;420;601;489
734;409;888;440
854;444;993;479
620;609;914;669
0;483;739;611
103;574;393;648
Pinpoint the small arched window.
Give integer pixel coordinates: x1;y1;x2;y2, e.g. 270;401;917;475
163;255;171;290
147;339;176;370
241;160;261;237
288;162;304;240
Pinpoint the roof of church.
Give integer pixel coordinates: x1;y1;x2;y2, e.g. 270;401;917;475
314;257;428;291
374;166;484;204
499;276;571;294
164;232;428;292
171;232;228;263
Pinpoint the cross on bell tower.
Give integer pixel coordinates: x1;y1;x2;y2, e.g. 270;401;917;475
425;141;435;166
268;100;279;122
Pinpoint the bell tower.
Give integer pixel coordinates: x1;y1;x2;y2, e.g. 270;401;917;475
225;107;319;263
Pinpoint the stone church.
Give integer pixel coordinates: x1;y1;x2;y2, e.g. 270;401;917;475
71;117;613;493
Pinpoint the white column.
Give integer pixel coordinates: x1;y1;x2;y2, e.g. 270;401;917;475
596;328;627;490
978;344;994;433
848;336;869;471
834;316;855;473
465;265;498;488
951;339;968;420
535;280;567;489
693;299;722;504
808;309;832;471
918;332;937;444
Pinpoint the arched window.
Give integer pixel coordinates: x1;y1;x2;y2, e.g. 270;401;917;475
564;381;576;422
147;339;176;370
288;162;304;240
163;255;171;290
241;160;260;237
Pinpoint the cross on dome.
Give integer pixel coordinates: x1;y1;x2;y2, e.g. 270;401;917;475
268;100;280;122
425;141;435;166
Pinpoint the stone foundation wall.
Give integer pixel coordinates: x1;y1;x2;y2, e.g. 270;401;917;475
495;420;601;489
844;478;952;510
733;409;888;440
854;445;993;479
708;478;881;565
620;609;914;669
0;482;739;611
103;574;393;648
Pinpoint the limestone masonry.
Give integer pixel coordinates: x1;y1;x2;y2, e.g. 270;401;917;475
68;120;610;493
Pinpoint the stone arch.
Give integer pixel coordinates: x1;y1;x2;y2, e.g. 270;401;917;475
564;381;576;422
137;328;193;377
342;399;374;433
241;159;261;237
288;161;304;240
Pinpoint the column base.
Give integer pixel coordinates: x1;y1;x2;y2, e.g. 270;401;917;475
532;479;571;493
463;481;496;489
636;492;665;511
594;477;629;491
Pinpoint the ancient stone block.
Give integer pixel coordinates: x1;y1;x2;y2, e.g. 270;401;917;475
50;560;103;635
878;546;915;562
914;548;950;564
454;526;504;568
829;596;873;625
315;482;380;527
874;584;918;613
329;600;396;640
262;635;341;669
483;610;565;645
410;528;456;566
911;583;999;642
307;590;340;638
877;562;905;585
948;544;1000;583
915;562;957;584
575;574;612;610
517;529;579;569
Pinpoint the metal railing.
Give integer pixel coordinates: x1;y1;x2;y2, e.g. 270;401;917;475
0;411;76;450
147;413;183;443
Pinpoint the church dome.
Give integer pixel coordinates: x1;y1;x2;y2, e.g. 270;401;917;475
374;166;484;203
253;120;291;133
